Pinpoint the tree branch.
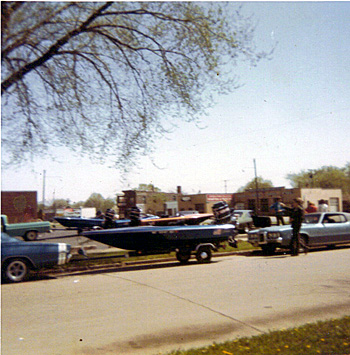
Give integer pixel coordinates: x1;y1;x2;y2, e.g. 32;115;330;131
1;2;112;94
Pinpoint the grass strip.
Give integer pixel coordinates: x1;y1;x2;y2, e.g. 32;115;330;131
165;316;350;355
69;241;257;265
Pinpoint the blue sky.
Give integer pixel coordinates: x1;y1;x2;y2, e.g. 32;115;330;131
2;2;350;204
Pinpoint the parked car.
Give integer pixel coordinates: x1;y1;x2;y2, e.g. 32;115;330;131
247;212;350;254
1;232;71;282
1;214;51;241
232;210;255;233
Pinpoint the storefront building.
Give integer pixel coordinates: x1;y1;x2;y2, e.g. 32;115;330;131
231;187;343;215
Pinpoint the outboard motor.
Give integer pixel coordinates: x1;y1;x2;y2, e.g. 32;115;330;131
129;206;141;227
103;208;116;229
212;201;232;224
212;201;238;248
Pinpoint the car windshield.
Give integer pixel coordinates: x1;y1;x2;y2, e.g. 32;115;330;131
233;211;243;216
304;214;321;224
1;232;20;243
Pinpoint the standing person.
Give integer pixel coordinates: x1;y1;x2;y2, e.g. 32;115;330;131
270;197;285;225
318;199;329;212
305;201;318;213
281;198;305;256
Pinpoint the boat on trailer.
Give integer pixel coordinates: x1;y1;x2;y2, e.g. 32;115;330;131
54;213;213;232
82;223;237;264
54;216;129;231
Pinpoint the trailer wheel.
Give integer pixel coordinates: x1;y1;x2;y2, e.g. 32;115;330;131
24;231;38;241
176;249;191;264
196;246;212;263
3;258;29;282
261;244;276;255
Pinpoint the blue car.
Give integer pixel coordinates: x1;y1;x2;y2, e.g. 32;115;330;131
1;232;71;282
248;212;350;254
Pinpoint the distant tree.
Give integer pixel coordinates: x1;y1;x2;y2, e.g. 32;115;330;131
71;201;85;208
84;192;115;211
50;199;71;209
286;164;350;195
134;183;161;192
237;177;274;192
2;2;272;171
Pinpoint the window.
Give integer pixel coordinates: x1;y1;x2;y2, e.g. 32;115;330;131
323;214;346;223
260;199;269;212
195;204;205;213
329;198;339;212
248;199;256;211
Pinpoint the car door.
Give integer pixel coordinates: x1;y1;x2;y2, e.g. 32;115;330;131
320;213;349;244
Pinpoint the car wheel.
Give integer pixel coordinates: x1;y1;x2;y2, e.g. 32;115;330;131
300;235;309;253
196;246;212;263
24;230;38;241
3;259;29;282
176;248;191;264
261;244;276;255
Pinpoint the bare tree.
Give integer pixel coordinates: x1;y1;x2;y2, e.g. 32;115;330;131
2;2;271;171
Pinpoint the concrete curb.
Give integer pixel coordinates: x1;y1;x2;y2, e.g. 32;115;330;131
43;249;252;277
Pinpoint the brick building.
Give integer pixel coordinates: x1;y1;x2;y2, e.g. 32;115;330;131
117;187;232;218
1;191;38;223
231;187;343;215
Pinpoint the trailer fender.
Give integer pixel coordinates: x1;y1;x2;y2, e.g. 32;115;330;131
195;243;216;252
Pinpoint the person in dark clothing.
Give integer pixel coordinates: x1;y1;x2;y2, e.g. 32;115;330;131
281;198;305;256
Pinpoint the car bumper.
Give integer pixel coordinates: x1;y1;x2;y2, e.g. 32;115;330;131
248;232;284;247
58;244;72;265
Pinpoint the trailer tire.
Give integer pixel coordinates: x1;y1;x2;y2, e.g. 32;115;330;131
196;245;212;263
176;249;191;264
261;244;276;255
24;231;38;241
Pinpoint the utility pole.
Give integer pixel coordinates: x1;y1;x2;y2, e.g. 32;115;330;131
254;159;260;212
42;170;46;207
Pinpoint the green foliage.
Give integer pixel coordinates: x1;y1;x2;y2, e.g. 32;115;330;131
134;183;161;192
83;193;115;211
2;2;272;171
50;198;71;209
286;163;350;195
237;177;274;192
165;316;350;355
48;193;115;211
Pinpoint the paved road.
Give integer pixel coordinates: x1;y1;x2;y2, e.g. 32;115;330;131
2;248;350;355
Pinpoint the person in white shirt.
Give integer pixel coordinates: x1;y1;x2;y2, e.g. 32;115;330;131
318;199;329;212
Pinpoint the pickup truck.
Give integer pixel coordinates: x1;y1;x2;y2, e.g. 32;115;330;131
1;215;51;241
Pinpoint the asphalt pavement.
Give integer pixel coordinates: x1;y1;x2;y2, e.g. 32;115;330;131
2;247;350;355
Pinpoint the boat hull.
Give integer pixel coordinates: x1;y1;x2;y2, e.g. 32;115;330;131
54;217;129;229
82;224;236;254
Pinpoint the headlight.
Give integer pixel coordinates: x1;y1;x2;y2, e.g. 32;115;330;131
267;232;280;240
